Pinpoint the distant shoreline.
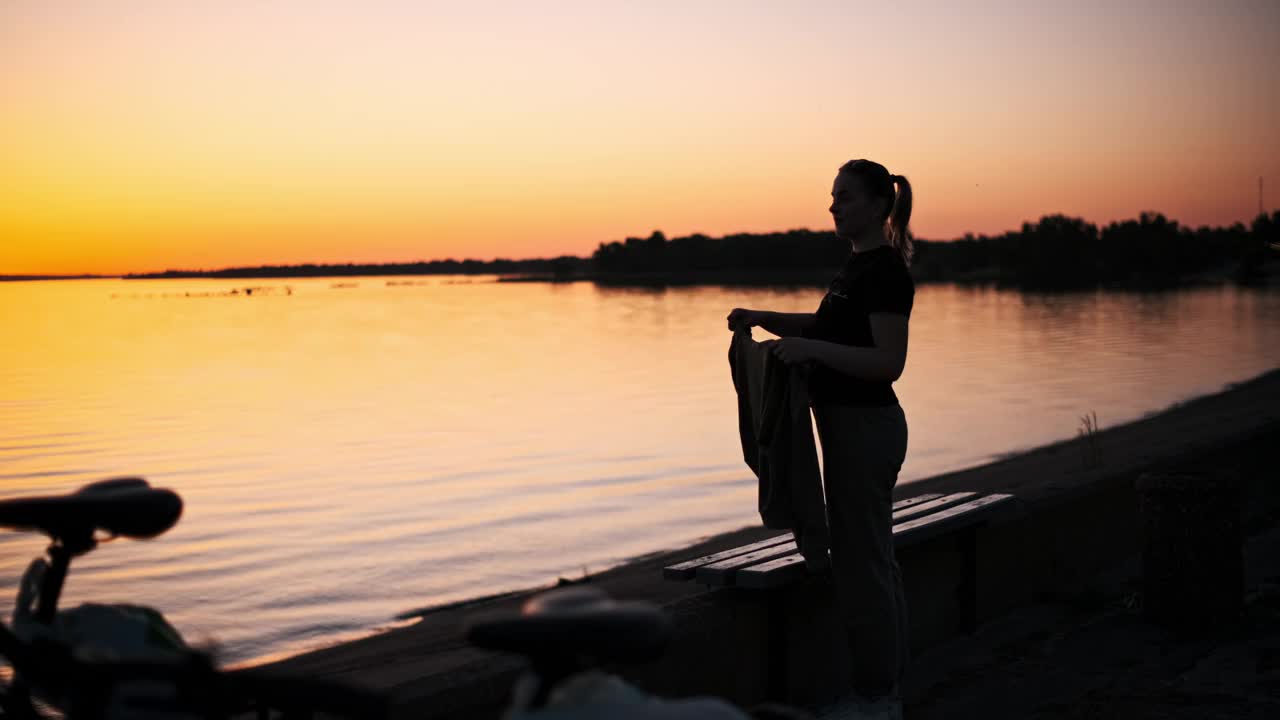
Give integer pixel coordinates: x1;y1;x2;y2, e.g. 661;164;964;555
0;274;117;282
495;265;1280;290
9;208;1277;289
7;265;1275;291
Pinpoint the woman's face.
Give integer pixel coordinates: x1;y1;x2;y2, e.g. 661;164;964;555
829;171;885;239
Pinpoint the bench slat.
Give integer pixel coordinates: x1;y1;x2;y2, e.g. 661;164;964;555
894;493;1015;549
695;539;800;584
708;494;971;585
888;492;944;512
732;494;1016;589
892;492;977;522
662;493;946;580
736;554;808;589
663;533;793;580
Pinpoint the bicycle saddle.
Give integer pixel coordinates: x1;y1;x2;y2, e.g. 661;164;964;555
0;477;183;542
467;585;671;663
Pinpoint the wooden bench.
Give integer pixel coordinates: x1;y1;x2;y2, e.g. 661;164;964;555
664;491;1016;630
662;491;1017;702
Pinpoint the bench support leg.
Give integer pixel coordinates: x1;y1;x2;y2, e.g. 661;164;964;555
765;590;788;702
957;527;979;633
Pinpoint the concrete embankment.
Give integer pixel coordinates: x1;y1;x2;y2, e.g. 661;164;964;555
261;369;1280;719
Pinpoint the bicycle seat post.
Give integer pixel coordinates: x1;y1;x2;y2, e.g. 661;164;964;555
34;532;95;624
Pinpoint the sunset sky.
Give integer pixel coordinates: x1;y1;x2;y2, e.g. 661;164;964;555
3;1;1278;275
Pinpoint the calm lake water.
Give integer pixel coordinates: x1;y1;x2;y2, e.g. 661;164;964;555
2;278;1277;665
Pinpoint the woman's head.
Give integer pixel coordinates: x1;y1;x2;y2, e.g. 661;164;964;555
830;159;914;264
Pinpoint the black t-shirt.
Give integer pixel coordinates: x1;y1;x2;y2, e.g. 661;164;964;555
803;245;914;407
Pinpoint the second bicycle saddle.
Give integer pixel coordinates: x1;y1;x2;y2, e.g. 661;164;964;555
467;585;671;663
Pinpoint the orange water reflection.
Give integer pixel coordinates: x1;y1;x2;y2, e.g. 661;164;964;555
1;278;1276;664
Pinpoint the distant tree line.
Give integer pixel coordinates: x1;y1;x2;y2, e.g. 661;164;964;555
592;229;851;272
590;211;1279;289
909;211;1278;289
126;210;1278;289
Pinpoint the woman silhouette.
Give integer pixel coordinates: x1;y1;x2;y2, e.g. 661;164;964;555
727;159;914;718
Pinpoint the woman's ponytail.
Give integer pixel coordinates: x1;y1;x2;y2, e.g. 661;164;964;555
887;174;914;266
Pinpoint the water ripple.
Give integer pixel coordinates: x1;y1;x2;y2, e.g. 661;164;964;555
1;279;1276;665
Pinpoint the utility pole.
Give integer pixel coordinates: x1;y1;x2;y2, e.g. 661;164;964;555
1261;176;1265;217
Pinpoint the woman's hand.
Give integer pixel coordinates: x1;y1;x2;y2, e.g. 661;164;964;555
726;308;759;331
762;337;822;365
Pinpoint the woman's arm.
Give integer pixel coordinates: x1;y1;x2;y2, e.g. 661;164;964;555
767;313;909;381
756;311;817;338
728;309;816;338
